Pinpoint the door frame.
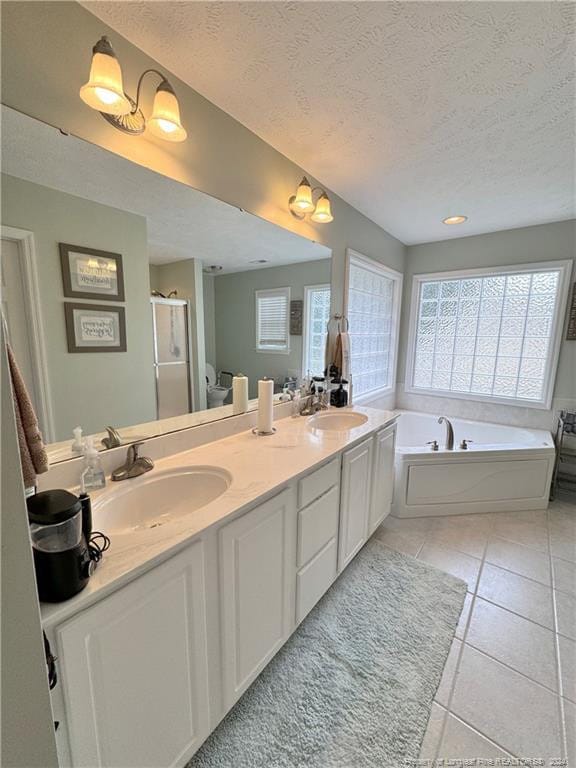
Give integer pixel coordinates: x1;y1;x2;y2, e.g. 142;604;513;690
1;226;55;442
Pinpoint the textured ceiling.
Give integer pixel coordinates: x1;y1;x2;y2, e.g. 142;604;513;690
82;1;576;244
1;107;330;270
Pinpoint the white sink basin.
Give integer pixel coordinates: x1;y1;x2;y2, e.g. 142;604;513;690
307;411;369;432
93;466;232;535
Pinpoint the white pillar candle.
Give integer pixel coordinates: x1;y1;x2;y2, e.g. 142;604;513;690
232;374;249;415
257;378;274;433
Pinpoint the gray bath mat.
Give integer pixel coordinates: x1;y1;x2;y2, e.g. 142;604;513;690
189;538;466;768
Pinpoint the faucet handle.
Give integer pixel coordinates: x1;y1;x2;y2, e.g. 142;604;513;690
128;441;146;461
427;440;439;451
459;439;473;450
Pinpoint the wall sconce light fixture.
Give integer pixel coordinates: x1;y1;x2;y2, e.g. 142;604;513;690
80;36;187;142
289;177;334;223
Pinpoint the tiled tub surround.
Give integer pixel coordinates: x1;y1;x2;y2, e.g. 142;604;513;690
393;411;555;517
375;500;576;764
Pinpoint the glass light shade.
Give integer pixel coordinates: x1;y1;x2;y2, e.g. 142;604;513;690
289;177;315;214
311;193;334;223
148;83;187;142
79;44;131;116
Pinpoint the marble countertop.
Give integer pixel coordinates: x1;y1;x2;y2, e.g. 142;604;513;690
41;406;397;629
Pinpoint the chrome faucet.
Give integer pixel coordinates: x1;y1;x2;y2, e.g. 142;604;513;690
111;442;154;481
438;417;454;451
102;426;122;449
298;390;329;416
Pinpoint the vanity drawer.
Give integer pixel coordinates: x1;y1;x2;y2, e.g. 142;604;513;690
297;484;340;566
296;538;338;624
298;458;339;509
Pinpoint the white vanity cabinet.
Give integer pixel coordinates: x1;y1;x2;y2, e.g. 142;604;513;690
338;437;375;571
55;542;210;768
367;423;396;535
219;487;297;709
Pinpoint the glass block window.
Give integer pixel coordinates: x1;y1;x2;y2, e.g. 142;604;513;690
303;284;331;376
409;264;570;407
255;287;290;352
346;253;403;398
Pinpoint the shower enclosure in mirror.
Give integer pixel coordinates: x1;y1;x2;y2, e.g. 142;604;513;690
0;106;332;463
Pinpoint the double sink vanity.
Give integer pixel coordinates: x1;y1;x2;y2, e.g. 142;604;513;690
42;406;397;768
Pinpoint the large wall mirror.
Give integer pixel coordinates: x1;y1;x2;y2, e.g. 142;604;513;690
0;106;332;463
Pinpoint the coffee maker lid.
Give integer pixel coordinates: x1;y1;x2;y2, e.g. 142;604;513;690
27;490;82;525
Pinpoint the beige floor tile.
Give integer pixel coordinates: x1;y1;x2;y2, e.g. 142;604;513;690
427;526;488;559
418;702;446;759
450;645;562;758
553;557;576;597
477;562;555;629
556;590;576;640
492;519;550;553
559;635;576;703
438;713;511;759
373;526;423;557
418;543;481;592
466;598;558;690
382;515;437;536
432;513;494;534
435;638;462;707
564;698;576;768
485;536;551;585
497;509;549;526
550;529;576;563
455;593;473;640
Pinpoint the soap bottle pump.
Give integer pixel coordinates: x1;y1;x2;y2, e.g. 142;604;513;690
71;426;85;455
81;437;106;491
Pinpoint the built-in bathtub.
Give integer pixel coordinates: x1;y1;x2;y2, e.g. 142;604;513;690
392;411;556;517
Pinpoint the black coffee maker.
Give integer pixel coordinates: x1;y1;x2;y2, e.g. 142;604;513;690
27;490;91;602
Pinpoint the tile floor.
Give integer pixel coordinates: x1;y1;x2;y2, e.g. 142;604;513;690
374;497;576;766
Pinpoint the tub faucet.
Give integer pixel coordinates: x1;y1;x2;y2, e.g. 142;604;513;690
438;417;454;451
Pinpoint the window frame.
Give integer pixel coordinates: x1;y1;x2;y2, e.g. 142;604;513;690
344;249;403;401
255;286;291;354
302;283;331;377
404;260;573;410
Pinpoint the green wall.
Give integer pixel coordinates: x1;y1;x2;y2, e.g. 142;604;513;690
2;174;156;440
214;259;331;398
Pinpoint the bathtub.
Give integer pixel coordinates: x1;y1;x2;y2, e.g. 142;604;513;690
392;411;556;518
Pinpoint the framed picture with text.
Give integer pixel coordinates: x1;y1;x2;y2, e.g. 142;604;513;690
64;303;127;353
59;243;125;301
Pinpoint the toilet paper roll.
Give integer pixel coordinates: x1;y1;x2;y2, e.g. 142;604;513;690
257;378;274;433
232;374;249;415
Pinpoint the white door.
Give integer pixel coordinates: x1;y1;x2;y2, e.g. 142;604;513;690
56;542;210;768
368;424;396;535
338;437;374;571
219;488;296;709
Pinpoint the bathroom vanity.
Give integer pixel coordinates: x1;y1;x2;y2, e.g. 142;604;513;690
41;407;397;768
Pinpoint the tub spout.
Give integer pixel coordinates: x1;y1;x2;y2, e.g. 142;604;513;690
438;417;454;451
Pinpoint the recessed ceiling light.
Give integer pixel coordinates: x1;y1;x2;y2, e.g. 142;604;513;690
203;265;223;274
250;259;268;264
443;215;468;225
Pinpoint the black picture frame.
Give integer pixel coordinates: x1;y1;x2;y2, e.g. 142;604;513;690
60;243;125;302
64;302;127;353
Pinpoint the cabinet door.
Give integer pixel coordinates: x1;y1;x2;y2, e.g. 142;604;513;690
219;488;296;709
338;437;374;571
368;424;396;535
57;542;210;768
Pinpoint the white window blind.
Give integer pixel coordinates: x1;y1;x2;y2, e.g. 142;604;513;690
408;262;572;408
346;252;402;398
255;287;290;352
303;284;331;376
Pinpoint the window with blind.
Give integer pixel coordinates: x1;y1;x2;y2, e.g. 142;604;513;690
255;287;290;353
346;251;403;398
303;284;331;376
406;261;572;409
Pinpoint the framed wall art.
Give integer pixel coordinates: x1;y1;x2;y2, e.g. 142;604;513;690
64;303;127;353
60;243;125;301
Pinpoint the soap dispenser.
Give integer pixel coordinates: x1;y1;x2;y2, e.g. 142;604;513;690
81;437;106;491
71;426;85;455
